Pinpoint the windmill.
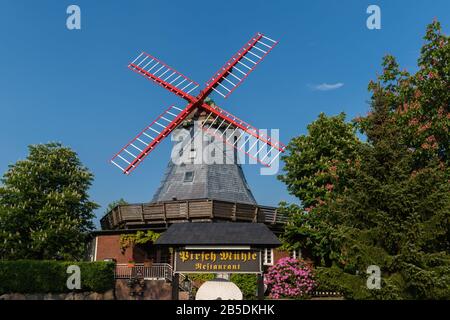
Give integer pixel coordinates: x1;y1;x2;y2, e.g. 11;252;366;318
110;32;286;175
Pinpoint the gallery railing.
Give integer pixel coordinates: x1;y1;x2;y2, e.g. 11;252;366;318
101;199;289;230
114;263;191;292
115;263;171;280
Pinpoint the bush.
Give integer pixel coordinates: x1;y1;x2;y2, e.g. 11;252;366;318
314;266;370;299
230;274;257;299
0;260;115;294
314;267;411;300
265;257;316;299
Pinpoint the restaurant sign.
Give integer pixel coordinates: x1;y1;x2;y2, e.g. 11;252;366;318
174;250;262;273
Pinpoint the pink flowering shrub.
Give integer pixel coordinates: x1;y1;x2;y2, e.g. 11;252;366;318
265;257;316;299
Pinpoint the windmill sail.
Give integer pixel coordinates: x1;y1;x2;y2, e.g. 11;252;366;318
111;104;194;174
112;32;284;174
204;33;278;99
199;103;285;167
129;52;200;101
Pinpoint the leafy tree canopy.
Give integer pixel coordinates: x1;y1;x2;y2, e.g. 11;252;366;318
278;112;361;210
0;142;99;260
279;21;450;299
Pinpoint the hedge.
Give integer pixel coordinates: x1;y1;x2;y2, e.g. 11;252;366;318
0;260;115;294
230;274;257;299
314;267;404;300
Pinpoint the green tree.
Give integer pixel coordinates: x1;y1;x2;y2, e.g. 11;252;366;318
363;20;449;169
104;198;128;215
280;21;450;299
278;112;361;210
0;143;99;260
278;113;361;265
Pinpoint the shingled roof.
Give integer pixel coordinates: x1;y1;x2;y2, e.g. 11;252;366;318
151;122;257;205
155;222;281;247
152;162;256;204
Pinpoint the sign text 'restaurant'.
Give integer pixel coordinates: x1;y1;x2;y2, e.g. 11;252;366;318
175;250;261;273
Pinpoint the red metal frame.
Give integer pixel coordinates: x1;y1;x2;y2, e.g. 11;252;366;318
200;126;271;167
129;52;198;103
112;103;196;174
200;102;286;152
112;32;283;174
200;33;278;99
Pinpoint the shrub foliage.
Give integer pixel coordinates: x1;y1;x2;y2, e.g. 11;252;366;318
0;260;115;294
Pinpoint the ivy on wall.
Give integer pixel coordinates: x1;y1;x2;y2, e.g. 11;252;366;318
119;230;161;253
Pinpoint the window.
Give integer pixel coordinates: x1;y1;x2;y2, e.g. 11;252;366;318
183;171;194;182
291;249;302;260
189;148;196;159
263;248;273;266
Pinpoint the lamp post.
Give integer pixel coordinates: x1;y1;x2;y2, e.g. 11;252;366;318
183;276;192;300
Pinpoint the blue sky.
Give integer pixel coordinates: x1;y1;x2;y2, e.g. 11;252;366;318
0;1;449;227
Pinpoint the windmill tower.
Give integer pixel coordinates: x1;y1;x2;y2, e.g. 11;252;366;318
101;33;289;230
151;101;257;205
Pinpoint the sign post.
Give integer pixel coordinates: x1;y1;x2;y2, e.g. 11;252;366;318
171;272;179;300
257;254;265;299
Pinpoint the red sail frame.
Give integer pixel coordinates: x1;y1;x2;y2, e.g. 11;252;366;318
112;32;282;174
111;104;196;174
201;33;279;99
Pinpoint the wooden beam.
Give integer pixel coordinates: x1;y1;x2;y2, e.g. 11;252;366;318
253;206;259;222
163;202;167;226
140;204;145;222
118;206;123;226
257;254;265;300
186;200;190;220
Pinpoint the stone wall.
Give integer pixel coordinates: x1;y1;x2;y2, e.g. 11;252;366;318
0;280;185;300
0;290;115;300
114;279;173;300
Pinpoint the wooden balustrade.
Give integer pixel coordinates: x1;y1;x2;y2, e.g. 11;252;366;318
115;263;172;280
100;199;288;231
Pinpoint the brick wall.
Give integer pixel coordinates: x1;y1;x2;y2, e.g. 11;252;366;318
94;235;133;263
94;234;169;263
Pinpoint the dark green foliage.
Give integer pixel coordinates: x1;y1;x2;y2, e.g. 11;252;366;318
279;113;361;209
186;273;214;297
230;274;257;299
314;267;407;300
186;273;257;299
279;21;450;299
0;143;99;260
120;230;161;253
186;273;215;283
0;260;115;294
